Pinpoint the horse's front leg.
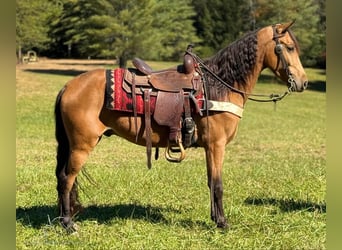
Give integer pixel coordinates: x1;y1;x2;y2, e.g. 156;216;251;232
205;142;228;229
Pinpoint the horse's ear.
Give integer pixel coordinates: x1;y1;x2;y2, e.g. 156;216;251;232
276;20;296;34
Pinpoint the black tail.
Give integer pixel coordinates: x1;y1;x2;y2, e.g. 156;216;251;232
54;87;69;182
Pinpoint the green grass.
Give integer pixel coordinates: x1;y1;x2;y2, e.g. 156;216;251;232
16;64;326;249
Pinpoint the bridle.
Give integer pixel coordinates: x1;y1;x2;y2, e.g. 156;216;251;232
272;25;297;94
187;25;297;103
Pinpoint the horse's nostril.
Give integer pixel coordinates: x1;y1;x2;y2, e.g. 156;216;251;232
303;81;308;89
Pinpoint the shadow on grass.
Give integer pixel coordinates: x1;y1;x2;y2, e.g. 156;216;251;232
307;80;326;92
244;197;326;213
257;74;280;83
24;69;87;77
54;62;114;66
16;203;184;229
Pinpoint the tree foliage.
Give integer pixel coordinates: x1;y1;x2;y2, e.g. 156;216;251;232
252;0;325;66
16;0;63;61
192;0;253;57
192;0;325;67
49;0;199;67
16;0;325;67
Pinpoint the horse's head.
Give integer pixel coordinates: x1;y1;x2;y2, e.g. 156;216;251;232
263;21;308;92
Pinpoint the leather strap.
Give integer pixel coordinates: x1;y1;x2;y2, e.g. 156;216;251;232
202;100;244;118
144;89;152;169
132;73;138;142
183;93;194;147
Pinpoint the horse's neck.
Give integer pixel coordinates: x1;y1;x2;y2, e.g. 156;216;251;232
243;62;264;97
204;26;272;106
222;57;264;107
233;28;273;104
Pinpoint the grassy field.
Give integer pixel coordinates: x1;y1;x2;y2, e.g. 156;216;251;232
16;60;326;249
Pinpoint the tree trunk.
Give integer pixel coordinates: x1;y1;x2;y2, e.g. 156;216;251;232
18;44;22;64
119;54;127;68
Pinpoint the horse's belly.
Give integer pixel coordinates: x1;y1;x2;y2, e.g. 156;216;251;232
100;109;170;147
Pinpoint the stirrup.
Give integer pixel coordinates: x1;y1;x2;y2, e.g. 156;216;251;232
165;141;185;163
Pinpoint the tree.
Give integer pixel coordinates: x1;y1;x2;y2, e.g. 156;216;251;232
192;0;325;67
252;0;324;66
48;0;104;58
86;0;162;67
16;0;63;62
314;0;326;68
150;0;201;61
192;0;253;57
50;0;199;66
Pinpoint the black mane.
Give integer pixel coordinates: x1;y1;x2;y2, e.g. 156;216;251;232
203;30;258;100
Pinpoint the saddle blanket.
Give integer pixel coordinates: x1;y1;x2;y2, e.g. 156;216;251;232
105;69;156;114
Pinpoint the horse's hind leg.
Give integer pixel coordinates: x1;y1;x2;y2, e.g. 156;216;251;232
58;126;104;231
58;148;90;231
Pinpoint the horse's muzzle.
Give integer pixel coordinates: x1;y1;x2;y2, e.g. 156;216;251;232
292;77;308;92
297;80;308;92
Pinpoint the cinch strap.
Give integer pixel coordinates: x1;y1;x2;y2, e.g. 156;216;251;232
202;100;244;118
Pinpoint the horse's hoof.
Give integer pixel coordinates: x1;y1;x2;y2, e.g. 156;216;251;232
217;220;229;229
69;223;79;234
64;222;79;234
61;217;79;234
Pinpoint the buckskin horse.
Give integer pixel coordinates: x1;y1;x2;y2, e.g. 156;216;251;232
54;21;308;231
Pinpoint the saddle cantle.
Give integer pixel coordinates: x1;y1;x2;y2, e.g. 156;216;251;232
132;44;196;76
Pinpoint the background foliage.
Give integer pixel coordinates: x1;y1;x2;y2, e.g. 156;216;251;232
16;0;325;67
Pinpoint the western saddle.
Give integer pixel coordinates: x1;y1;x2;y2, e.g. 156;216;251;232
123;45;203;168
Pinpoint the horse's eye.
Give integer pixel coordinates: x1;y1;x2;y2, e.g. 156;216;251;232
286;45;295;52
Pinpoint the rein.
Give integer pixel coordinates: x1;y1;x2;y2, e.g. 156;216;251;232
186;26;296;104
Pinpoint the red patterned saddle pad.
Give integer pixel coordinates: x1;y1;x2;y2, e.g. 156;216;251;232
105;69;156;114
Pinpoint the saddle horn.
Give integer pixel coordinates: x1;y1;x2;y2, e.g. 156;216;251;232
165;141;186;163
